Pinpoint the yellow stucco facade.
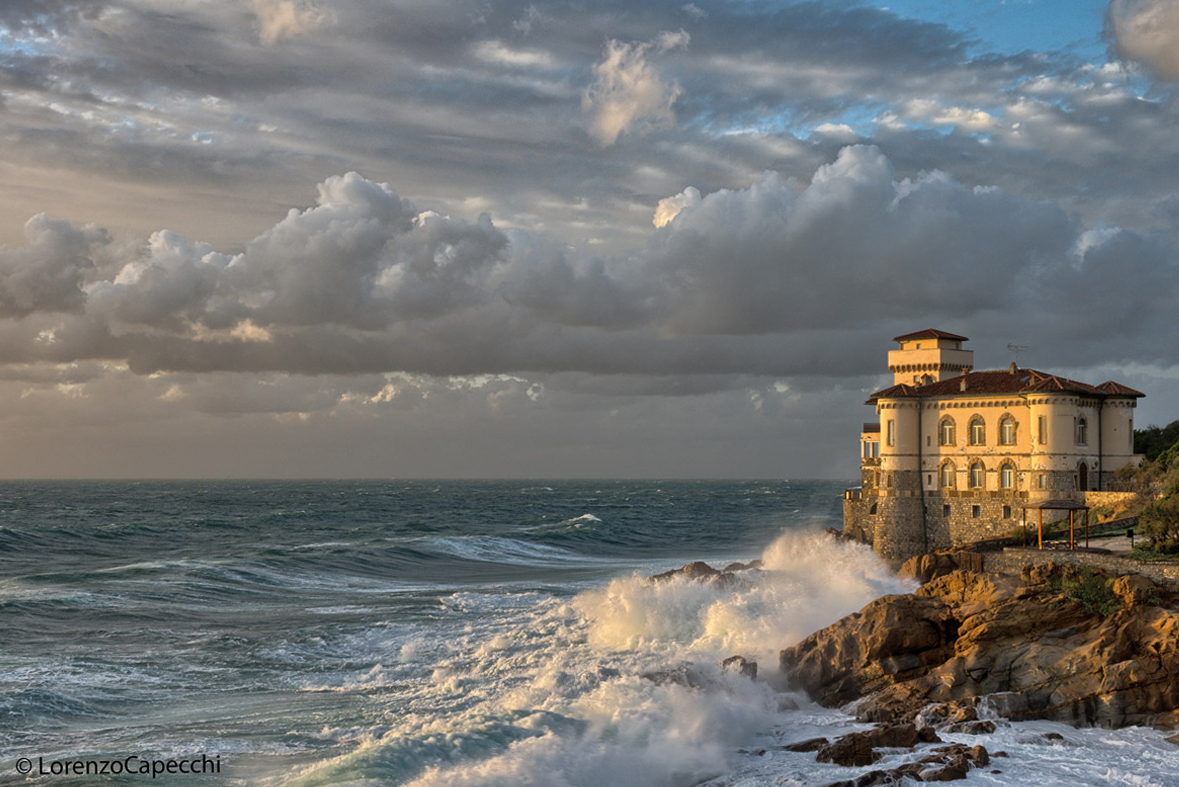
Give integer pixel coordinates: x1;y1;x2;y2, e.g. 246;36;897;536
845;329;1144;564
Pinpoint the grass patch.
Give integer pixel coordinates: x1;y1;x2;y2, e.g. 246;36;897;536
1130;545;1179;563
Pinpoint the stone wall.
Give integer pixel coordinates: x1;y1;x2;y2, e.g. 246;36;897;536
842;493;873;545
934;492;1025;545
872;494;928;565
983;548;1179;589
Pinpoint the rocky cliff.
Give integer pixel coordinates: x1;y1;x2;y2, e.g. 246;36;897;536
780;563;1179;729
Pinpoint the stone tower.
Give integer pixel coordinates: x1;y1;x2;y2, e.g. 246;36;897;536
888;329;974;386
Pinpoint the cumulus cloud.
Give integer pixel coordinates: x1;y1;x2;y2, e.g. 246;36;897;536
252;0;332;45
582;32;689;146
1;154;1177;384
1107;0;1179;81
0;214;107;318
648;146;1081;335
652;186;701;228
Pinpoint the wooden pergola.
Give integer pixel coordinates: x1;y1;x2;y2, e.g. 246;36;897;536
1021;499;1091;550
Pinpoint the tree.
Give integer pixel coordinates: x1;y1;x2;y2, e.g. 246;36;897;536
1141;496;1179;553
1135;420;1179;463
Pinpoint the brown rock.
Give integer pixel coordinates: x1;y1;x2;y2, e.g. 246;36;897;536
898;550;985;585
780;594;960;707
815;733;879;767
819;770;895;787
648;560;759;591
650;561;719;583
780;568;1179;730
782;736;828;752
920;754;970;782
815;724;921;766
945;720;996;735
918;726;943;743
1112;574;1157;607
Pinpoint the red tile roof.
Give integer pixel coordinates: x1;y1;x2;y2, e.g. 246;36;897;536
1096;381;1146;397
868;368;1144;402
892;328;969;343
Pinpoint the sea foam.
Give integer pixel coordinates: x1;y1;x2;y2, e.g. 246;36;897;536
276;532;909;787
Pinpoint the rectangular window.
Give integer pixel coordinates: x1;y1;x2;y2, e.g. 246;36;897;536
927;435;932;447
971;505;981;518
1003;505;1012;519
943;504;951;517
1038;416;1047;444
1037;474;1046;489
886;420;895;447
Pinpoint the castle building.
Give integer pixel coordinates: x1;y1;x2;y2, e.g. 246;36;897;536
843;329;1144;564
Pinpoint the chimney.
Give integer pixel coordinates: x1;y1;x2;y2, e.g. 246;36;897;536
1009;362;1017;375
960;377;968;392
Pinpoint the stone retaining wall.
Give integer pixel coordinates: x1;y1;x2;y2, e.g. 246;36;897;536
984;548;1179;588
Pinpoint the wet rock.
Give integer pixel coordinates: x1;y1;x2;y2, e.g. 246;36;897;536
722;655;758;679
815;724;921;766
722;559;763;572
945;720;996;735
650;561;720;583
648;560;757;590
781;736;828;752
918;726;944;743
815;734;879;767
919;754;969;782
639;665;707;688
821;769;917;787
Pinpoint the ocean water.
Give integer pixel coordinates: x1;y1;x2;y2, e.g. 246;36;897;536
0;480;1176;786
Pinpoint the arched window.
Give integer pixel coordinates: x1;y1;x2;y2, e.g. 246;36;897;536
1000;463;1015;490
1000;416;1016;446
1076;417;1088;446
969;416;986;446
940;462;956;489
970;461;985;488
869;503;878;515
939;417;956;447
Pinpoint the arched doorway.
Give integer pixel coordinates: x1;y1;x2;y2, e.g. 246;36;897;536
1077;461;1088;491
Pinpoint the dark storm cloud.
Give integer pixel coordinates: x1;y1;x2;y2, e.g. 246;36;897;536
1;153;1176;386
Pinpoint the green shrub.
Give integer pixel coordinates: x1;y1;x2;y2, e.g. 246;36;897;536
1130;544;1179;563
1047;568;1120;616
1141;496;1179;554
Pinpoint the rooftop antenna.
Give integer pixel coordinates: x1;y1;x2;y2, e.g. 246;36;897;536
1007;344;1029;367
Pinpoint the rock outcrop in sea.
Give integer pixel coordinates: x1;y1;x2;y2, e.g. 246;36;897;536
779;562;1179;730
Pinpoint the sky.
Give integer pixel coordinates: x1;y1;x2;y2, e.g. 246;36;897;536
0;0;1178;479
